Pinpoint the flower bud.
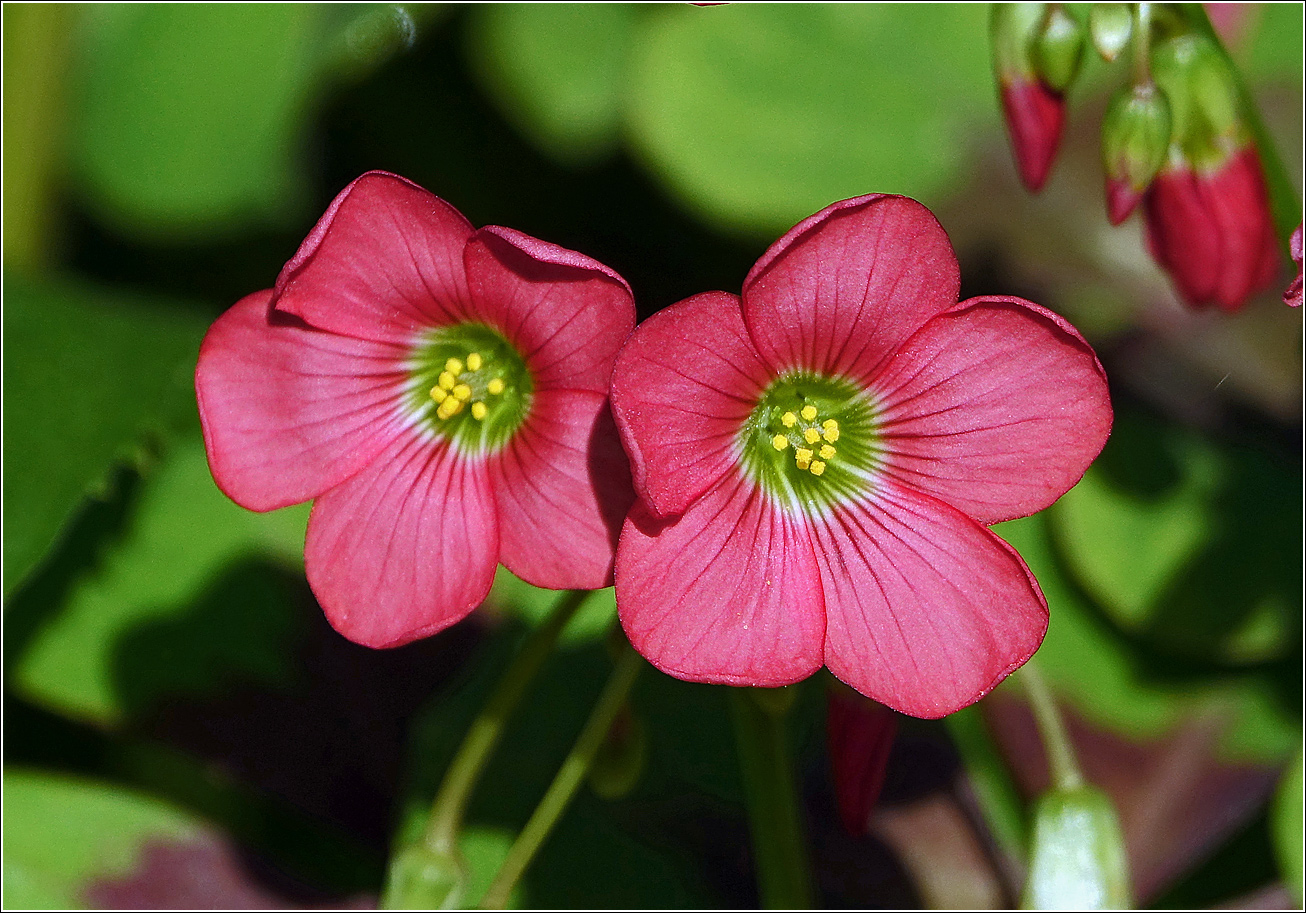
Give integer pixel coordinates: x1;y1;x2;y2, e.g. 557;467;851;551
1102;82;1172;224
1285;224;1303;309
1089;3;1132;63
1143;149;1279;311
826;682;898;837
588;700;647;800
381;843;469;910
1021;784;1131;910
1033;5;1086;93
992;4;1068;191
1150;33;1243;167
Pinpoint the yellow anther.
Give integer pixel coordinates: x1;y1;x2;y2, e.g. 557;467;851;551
800;405;818;421
771;434;789;451
810;460;826;476
823;418;839;432
437;397;463;420
803;428;821;445
487;378;506;396
438;371;456;390
430;386;448;403
795;458;811;471
822;426;840;443
795;447;814;464
453;384;472;402
781;411;797;428
471;401;488;420
819;444;836;460
466;352;483;371
445;357;464;375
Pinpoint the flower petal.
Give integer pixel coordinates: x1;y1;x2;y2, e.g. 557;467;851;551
871;296;1112;525
741;194;960;378
304;432;499;648
273;171;475;343
816;480;1047;719
463;226;635;395
195;290;414;511
490;389;634;590
609;291;773;518
616;476;825;688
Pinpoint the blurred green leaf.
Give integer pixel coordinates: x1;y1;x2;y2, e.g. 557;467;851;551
2;768;203;909
995;513;1298;762
1273;749;1304;905
624;3;993;235
467;4;635;165
489;568;617;647
11;439;309;725
1242;3;1305;82
1021;784;1131;909
2;273;209;595
1048;411;1297;666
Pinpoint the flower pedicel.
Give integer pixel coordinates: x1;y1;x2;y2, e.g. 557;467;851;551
610;194;1113;719
196;172;635;648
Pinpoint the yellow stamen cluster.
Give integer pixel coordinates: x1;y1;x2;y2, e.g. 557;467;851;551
430;352;505;421
769;404;840;477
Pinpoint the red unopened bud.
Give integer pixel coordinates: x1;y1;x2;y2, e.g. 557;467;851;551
826;682;898;837
1102;83;1172;224
1285;224;1303;308
1143;148;1279;311
993;4;1068;191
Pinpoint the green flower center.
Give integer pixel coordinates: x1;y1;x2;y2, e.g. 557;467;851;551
407;323;532;454
738;372;882;513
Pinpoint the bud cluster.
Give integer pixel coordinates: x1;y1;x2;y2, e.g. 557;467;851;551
991;3;1288;312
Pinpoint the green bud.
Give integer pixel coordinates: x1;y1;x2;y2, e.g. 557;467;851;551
1021;785;1131;910
381;843;469;910
588;702;647;800
1089;3;1133;62
1033;5;1086;93
1150;33;1245;169
1103;82;1172;188
992;3;1049;83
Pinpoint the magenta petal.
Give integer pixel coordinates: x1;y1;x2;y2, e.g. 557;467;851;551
273;171;475;343
741;195;961;379
195;290;413;511
464;226;635;395
871;296;1112;525
304;432;499;648
616;477;826;688
609;291;773;518
490;389;634;590
815;481;1048;719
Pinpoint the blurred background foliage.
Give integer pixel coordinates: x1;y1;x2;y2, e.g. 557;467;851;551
3;3;1302;908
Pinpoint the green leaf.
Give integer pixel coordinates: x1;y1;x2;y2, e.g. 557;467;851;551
994;513;1298;763
70;5;319;239
2;768;204;909
1021;784;1131;910
10;439;309;725
624;3;992;235
1273;749;1305;905
2;272;210;595
467;4;635;165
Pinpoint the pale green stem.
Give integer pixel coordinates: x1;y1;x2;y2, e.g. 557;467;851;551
478;638;643;909
422;588;590;858
1131;3;1153;86
1020;659;1083;793
729;687;816;909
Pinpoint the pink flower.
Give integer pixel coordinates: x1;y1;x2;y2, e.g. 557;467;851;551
827;682;898;837
1285;224;1303;308
1143;148;1280;312
610;194;1112;718
195;172;635;647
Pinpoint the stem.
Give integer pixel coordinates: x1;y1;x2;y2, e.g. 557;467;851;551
479;638;643;909
1131;3;1153;86
1020;659;1083;793
1177;2;1302;249
421;588;590;858
729;687;816;909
